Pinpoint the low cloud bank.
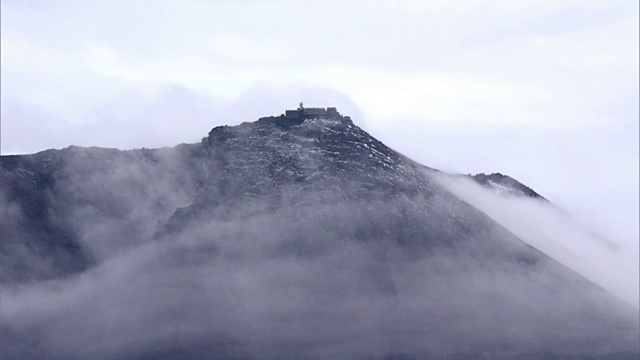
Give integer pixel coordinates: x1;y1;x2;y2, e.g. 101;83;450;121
436;173;639;308
1;145;638;359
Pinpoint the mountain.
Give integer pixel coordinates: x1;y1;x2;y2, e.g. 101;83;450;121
1;109;638;359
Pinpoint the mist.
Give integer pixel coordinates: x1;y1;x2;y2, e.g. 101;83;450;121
1;139;638;359
436;173;639;308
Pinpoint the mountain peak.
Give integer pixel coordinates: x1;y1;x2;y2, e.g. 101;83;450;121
201;107;419;202
206;106;353;142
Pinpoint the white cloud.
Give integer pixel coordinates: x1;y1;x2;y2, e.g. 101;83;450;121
438;174;639;307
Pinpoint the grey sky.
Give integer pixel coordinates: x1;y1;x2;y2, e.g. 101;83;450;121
1;0;638;247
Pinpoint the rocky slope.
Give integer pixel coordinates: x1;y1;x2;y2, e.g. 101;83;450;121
470;172;546;200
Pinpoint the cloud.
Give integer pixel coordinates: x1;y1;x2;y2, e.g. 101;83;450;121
436;173;639;307
2;187;638;358
2;0;637;128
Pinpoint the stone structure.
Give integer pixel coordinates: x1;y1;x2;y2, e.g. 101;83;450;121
283;103;341;119
285;110;300;119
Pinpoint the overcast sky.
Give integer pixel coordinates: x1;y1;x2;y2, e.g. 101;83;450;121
1;1;638;242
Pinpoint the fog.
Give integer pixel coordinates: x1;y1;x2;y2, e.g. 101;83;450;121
436;173;640;308
2;2;637;357
1;143;638;359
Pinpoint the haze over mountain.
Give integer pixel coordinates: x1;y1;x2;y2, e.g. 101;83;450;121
0;109;638;359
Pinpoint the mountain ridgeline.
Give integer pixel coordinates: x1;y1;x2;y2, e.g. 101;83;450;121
1;108;638;359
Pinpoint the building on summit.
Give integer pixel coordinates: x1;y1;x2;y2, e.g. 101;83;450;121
284;102;341;119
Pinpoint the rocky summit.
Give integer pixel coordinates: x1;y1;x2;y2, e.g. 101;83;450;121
1;109;638;360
